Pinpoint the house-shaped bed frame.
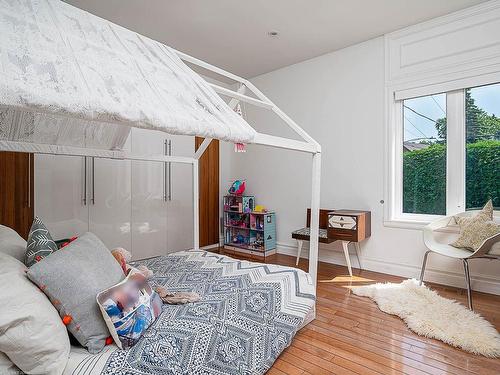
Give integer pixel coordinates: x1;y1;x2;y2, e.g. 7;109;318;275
0;1;321;286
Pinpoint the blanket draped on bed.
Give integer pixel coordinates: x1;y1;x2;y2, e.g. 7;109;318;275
92;251;315;375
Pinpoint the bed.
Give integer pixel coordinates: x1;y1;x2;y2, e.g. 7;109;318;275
1;1;321;372
64;250;315;375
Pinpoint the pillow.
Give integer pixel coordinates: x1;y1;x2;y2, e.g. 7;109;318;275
0;224;26;261
25;216;58;266
97;270;162;349
0;352;19;375
451;220;500;251
0;252;70;375
27;232;125;354
450;200;499;251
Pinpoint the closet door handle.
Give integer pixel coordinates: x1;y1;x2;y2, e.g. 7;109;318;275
91;157;95;205
83;157;87;206
163;140;168;202
27;153;31;208
168;140;172;201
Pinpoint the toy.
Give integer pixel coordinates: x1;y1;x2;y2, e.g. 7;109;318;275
254;205;266;213
228;180;246;196
111;247;154;279
233;234;245;244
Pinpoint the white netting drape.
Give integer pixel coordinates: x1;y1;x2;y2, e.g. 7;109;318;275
0;0;256;151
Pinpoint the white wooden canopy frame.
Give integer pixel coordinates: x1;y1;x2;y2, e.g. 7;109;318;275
0;50;323;285
0;1;321;286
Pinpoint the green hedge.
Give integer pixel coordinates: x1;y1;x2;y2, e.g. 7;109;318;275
403;140;499;215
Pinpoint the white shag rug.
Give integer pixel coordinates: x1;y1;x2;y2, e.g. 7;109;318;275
352;279;500;357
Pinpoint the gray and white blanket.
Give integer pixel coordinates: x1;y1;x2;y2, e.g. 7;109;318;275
65;250;315;375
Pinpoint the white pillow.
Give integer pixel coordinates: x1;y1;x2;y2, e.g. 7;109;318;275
0;252;70;375
0;224;26;261
0;352;19;375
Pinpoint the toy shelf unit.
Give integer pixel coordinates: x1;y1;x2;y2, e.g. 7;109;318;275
223;196;276;259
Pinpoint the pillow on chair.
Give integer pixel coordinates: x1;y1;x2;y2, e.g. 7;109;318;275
451;200;500;251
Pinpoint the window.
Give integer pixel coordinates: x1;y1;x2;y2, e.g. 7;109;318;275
390;82;499;224
465;84;500;210
402;94;446;215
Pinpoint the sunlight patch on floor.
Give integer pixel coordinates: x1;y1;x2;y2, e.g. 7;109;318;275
319;275;373;283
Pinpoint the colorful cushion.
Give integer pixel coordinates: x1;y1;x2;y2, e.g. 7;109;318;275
27;232;125;354
97;270;162;350
0;224;26;261
451;200;500;251
25;216;58;266
0;252;70;374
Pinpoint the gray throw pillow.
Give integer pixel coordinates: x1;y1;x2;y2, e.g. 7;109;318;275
25;216;58;267
27;232;125;353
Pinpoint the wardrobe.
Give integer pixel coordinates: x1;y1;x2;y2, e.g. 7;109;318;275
34;129;194;259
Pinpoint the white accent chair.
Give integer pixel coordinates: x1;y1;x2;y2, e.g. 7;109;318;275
419;212;500;311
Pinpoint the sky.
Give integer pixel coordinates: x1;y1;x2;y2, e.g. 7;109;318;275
403;82;500;142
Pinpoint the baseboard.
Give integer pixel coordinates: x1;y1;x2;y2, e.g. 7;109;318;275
200;243;220;251
276;242;500;295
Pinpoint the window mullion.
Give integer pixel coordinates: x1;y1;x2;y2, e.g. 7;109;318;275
446;90;466;216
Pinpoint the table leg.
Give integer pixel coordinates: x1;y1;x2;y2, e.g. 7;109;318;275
341;241;353;277
296;240;303;266
354;242;362;270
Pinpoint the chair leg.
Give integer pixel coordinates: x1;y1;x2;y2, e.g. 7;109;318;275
296;240;303;266
419;250;432;286
463;259;473;311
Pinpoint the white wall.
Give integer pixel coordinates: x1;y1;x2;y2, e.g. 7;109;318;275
227;36;500;294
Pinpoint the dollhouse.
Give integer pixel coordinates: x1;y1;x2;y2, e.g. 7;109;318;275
223;195;276;258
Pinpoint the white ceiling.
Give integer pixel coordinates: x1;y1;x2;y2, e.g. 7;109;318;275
65;0;487;79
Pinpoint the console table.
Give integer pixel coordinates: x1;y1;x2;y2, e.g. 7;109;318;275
292;208;371;276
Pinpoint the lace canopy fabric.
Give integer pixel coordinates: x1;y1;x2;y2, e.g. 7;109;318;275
0;0;256;151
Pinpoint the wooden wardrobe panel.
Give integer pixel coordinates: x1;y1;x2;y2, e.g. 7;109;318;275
0;151;34;239
195;138;220;248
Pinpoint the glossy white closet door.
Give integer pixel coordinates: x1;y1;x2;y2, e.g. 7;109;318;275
88;157;131;251
167;135;194;252
131;128;168;260
34;154;88;240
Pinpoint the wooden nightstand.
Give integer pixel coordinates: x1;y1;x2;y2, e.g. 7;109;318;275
327;209;371;276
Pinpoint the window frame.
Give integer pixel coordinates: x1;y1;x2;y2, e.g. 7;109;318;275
385;83;498;229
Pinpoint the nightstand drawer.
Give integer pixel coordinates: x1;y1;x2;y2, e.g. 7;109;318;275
328;215;357;230
327;210;371;242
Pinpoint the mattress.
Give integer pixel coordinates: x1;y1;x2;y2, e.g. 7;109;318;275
64;250;315;375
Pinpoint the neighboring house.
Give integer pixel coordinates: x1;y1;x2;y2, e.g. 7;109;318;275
403;141;428;152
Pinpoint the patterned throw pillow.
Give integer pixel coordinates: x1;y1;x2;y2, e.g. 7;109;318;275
451;200;500;251
97;270;162;350
25;216;58;267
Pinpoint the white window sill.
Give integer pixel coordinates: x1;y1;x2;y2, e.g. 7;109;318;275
384;212;500;230
383;219;431;230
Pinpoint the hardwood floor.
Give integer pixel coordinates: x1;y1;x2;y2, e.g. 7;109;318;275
223;251;500;375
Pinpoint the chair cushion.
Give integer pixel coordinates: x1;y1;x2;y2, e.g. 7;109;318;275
27;232;125;353
451;200;500;251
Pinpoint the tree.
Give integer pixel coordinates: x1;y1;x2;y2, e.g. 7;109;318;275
434;89;500;142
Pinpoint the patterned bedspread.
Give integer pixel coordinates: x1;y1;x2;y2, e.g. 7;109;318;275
64;250;315;375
